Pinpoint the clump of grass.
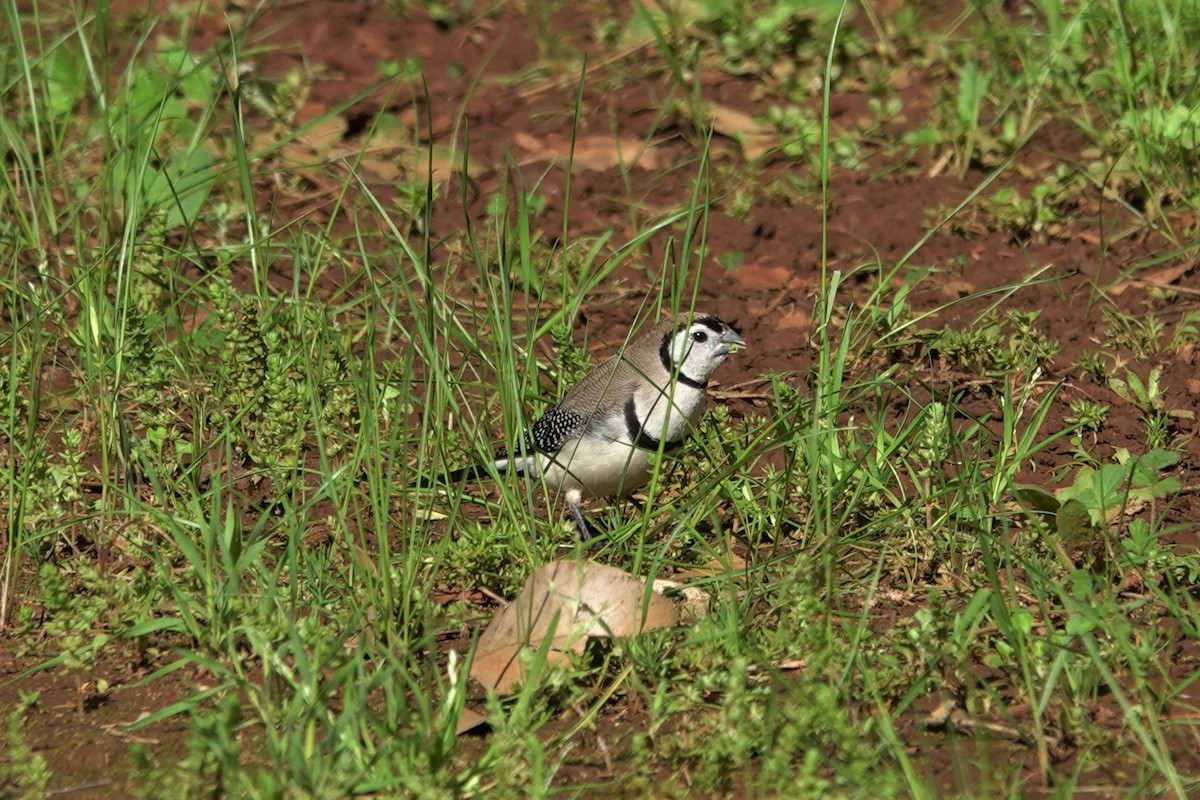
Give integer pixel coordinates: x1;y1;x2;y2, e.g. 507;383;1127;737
0;691;51;797
925;309;1061;377
961;0;1200;219
2;1;1198;798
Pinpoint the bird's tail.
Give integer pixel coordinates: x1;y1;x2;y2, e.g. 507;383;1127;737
415;450;527;488
444;460;502;484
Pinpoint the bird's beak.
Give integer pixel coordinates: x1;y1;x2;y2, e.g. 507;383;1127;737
720;328;746;354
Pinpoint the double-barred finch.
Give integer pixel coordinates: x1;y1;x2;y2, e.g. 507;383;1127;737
437;313;745;538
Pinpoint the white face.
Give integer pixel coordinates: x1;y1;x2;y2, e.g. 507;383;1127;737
669;316;745;380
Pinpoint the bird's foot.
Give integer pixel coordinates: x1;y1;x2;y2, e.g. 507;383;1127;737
568;502;606;542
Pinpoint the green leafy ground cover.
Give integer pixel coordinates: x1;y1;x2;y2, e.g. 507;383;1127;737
2;0;1199;796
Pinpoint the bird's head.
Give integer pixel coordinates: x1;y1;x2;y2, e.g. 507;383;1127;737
668;314;745;379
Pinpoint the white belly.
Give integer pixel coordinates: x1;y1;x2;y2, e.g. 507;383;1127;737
539;439;653;499
532;383;707;502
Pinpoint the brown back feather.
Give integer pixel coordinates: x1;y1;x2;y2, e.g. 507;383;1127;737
556;318;677;415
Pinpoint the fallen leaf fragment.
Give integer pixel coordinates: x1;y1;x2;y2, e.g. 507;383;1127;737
455;707;488;735
280;115;349;168
515;133;664;172
746;658;806;675
471;559;677;694
707;103;777;160
364;113;411;150
652;578;709;622
939;277;976;299
358;155;404;181
923;698;960;729
1111;259;1198;295
923;698;1066;756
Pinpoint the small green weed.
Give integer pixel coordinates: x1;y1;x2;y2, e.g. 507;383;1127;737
965;0;1200;218
1104;308;1200;358
982;169;1081;240
1057;448;1182;526
926;309;1061;377
766;104;863;167
0;691;51;800
1065;398;1109;434
1107;366;1192;449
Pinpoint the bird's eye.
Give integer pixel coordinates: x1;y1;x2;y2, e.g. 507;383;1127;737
692;330;709;343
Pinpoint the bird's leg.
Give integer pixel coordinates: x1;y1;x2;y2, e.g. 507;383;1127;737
568;501;602;540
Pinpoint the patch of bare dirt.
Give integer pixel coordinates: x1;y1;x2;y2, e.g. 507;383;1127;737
0;637;193;799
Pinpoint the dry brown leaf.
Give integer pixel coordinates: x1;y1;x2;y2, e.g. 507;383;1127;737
416;146;482;180
515;133;664;172
652;579;709;622
511;131;542;153
574;135;664;171
923;698;960;729
939;277;976;299
280;115;349;167
1111;259;1198;295
707;103;777;160
471;560;678;694
746;657;807;674
358;155;404;182
455;707;488;735
364;113;411;150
